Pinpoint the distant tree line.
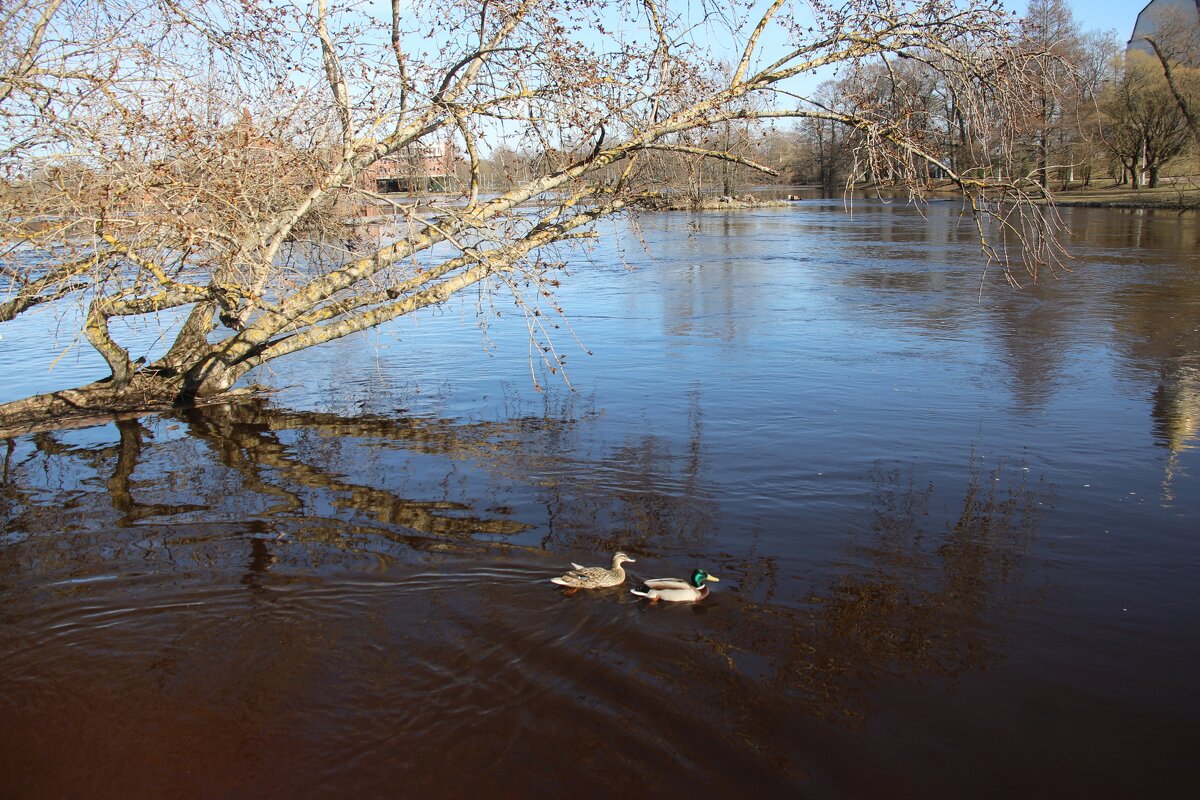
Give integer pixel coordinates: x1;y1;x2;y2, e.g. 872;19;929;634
472;0;1199;196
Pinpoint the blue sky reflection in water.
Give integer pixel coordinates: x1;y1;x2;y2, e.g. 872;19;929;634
1;202;1199;797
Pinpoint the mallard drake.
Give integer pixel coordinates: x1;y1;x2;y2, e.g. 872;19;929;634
630;568;719;602
551;552;635;589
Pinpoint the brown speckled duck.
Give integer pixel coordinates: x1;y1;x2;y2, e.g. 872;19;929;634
551;552;635;589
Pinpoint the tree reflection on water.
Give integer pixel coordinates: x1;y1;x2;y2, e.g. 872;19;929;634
691;455;1048;742
5;398;1046;699
0;395;721;570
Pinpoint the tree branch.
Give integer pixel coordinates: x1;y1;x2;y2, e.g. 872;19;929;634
639;143;779;176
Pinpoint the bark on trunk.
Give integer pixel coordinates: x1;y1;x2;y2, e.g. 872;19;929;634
0;366;253;438
0;374;178;436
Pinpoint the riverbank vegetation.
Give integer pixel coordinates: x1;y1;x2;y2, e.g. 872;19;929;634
694;0;1200;200
456;0;1200;202
0;0;1189;432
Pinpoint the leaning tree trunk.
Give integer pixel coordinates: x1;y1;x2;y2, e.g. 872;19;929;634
0;334;252;437
0;373;185;436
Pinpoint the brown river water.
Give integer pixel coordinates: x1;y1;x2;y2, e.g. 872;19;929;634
2;201;1199;797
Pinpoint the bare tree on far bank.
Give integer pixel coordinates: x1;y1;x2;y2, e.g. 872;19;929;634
2;0;1066;433
773;2;1199;197
1134;4;1200;145
1101;50;1197;189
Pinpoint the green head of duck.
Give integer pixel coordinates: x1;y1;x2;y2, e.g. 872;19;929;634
690;569;719;588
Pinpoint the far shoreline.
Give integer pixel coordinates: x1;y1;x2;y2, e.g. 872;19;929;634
699;181;1200;211
1041;185;1200;210
922;178;1200;211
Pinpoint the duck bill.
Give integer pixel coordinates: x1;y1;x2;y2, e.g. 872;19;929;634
705;575;720;582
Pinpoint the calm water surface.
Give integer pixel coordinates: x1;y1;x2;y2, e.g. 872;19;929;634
2;202;1199;797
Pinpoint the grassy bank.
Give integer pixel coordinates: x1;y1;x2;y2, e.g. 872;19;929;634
1047;179;1200;209
908;177;1200;209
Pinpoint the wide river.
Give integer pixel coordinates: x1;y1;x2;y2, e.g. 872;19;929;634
2;200;1198;797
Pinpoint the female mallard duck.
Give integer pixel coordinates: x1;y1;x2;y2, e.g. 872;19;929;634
551;552;635;589
630;568;719;602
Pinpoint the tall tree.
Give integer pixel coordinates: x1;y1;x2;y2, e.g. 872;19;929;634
1100;50;1194;189
1133;2;1200;145
1069;30;1122;187
1019;0;1082;192
2;0;1067;432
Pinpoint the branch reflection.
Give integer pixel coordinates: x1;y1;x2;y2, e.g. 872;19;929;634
1;394;718;568
0;398;1052;786
697;454;1048;733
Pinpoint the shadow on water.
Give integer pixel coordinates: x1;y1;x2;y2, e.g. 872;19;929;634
0;398;1064;798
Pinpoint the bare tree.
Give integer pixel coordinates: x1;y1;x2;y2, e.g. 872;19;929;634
1100;49;1194;189
1068;29;1122;188
796;79;856;192
1134;4;1200;145
1;0;1066;432
1018;0;1082;192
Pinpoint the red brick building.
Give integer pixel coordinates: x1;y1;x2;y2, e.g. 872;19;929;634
359;142;457;194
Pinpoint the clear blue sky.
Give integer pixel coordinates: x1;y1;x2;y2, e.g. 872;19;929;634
1049;1;1146;37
